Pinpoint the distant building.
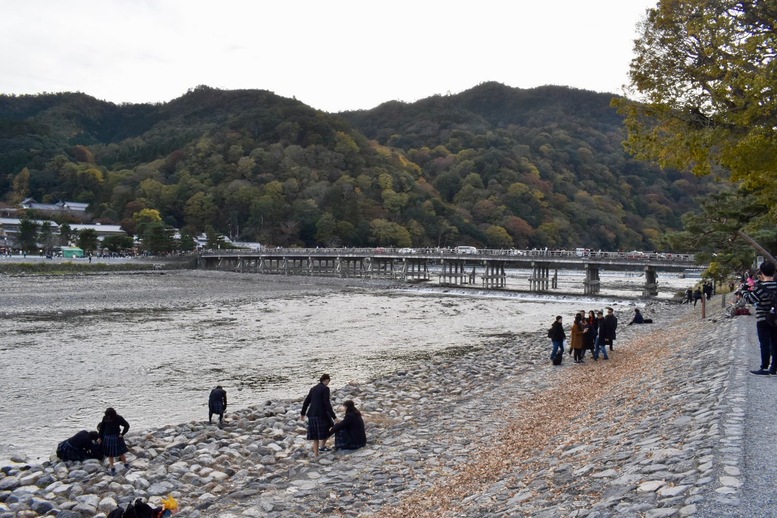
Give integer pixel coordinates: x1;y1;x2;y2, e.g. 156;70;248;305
69;223;126;239
0;218;125;250
20;198;90;214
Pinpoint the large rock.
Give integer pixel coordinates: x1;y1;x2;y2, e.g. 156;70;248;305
0;478;19;491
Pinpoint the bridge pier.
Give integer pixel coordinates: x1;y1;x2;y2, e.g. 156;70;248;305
644;266;658;297
482;261;506;288
439;260;475;286
400;259;429;282
529;262;551;291
584;264;601;295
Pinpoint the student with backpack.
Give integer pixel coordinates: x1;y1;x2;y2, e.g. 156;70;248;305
743;261;777;375
548;315;566;365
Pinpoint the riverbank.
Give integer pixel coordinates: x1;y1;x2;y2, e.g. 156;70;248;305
2;293;749;517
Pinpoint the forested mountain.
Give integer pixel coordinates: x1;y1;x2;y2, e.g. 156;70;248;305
0;83;715;251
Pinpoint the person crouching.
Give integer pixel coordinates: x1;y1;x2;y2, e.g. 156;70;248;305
56;430;102;462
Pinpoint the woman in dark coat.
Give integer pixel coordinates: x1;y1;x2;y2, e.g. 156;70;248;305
98;407;130;475
329;400;366;450
56;430;102;461
583;310;597;358
300;374;337;456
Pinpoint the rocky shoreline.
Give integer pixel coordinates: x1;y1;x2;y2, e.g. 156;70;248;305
2;296;750;517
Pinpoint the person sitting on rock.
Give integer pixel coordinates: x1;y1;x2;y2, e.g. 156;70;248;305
628;308;645;325
329;400;366;450
56;430;102;462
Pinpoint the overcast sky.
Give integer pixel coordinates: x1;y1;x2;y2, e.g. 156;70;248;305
0;0;656;113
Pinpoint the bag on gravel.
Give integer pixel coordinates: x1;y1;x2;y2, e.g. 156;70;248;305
552;350;563;366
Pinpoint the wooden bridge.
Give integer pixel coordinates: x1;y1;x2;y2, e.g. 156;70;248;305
197;248;701;297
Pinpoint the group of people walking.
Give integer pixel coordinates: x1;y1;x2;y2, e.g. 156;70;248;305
549;307;618;364
684;281;714;306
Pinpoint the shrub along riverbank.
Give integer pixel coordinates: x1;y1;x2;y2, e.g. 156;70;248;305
0;259;193;276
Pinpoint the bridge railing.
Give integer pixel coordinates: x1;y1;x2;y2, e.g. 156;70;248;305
199;247;696;263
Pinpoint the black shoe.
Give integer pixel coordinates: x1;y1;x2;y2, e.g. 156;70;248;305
750;369;770;375
319;447;331;452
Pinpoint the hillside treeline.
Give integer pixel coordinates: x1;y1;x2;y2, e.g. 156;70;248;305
0;83;715;251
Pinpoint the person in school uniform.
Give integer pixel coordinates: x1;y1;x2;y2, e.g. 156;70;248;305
300;373;337;456
208;385;228;424
98;407;130;475
56;430;102;461
329;400;366;450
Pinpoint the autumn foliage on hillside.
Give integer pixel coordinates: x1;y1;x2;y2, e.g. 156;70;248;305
0;83;716;251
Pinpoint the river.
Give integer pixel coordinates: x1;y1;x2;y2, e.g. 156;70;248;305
0;269;680;466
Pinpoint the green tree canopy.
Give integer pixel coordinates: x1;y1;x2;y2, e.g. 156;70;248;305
616;0;777;206
18;218;38;252
76;228;99;252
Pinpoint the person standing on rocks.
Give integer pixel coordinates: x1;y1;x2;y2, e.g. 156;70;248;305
549;315;566;361
742;261;777;375
208;385;228;425
602;307;618;352
593;310;609;360
300;373;337;456
98;407;130;475
329;400;366;450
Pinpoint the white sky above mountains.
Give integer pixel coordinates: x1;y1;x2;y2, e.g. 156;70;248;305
0;0;656;112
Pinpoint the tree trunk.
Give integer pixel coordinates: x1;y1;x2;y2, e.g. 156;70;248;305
737;230;777;266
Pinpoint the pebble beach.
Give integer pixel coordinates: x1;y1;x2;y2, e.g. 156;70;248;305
0;272;764;517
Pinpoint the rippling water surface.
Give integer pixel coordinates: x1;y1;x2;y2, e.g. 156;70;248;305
0;272;594;465
0;267;688;465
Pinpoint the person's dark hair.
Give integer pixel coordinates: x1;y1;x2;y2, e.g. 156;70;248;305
343;400;361;416
320;374;331;383
574;313;584;329
760;262;776;276
88;431;100;441
555;315;562;322
103;407;117;421
216;385;223;389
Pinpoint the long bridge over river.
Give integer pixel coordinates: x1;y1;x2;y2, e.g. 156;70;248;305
198;248;703;297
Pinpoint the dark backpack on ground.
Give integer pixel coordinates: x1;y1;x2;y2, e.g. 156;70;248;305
132;499;154;518
108;498;153;518
552;351;563;366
